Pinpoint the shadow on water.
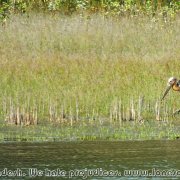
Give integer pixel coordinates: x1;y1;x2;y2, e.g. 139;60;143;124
0;140;180;179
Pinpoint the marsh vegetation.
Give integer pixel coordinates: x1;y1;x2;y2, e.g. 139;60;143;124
0;0;179;141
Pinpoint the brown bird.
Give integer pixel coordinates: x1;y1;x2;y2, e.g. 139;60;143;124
161;77;180;101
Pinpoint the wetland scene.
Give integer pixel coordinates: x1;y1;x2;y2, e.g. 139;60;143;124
0;0;180;178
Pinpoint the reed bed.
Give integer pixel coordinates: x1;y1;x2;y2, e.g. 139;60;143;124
0;14;179;140
0;95;180;141
2;95;180;126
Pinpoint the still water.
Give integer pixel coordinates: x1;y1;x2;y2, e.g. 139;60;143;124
0;140;179;179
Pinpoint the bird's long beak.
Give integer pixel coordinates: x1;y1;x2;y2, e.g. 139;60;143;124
161;85;171;101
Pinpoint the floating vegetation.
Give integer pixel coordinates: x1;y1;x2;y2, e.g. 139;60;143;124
0;118;179;142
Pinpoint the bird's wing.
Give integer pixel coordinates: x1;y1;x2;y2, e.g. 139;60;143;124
177;80;180;87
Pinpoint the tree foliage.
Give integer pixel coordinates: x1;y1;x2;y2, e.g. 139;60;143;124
0;0;179;21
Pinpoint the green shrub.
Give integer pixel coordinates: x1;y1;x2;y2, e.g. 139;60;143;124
0;0;179;20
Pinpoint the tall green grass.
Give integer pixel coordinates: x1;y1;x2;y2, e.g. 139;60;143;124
0;14;179;122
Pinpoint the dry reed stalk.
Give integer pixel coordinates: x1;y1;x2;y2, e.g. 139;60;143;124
158;100;171;121
55;101;58;123
118;100;122;125
16;107;20;125
39;99;45;119
155;100;161;121
138;96;144;122
61;104;65;123
89;108;95;124
24;107;37;126
49;105;53;122
33;106;38;125
49;99;56;122
92;108;95;121
114;100;118;122
5;98;38;126
110;107;113;123
95;109;99;122
130;98;136;121
125;107;130;121
25;111;30;125
125;99;131;121
122;104;125;121
9;97;14;124
76;100;79;121
86;107;90;122
165;105;169;121
26;96;31;124
110;98;121;123
69;105;73;126
22;107;25;125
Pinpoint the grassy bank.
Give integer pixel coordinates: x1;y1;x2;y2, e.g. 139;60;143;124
0;14;179;141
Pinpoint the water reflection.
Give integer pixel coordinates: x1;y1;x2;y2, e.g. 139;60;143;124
0;140;179;179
